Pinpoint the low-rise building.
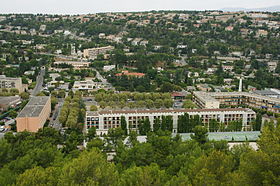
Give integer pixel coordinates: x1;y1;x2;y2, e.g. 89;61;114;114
256;29;268;37
24;71;35;76
72;80;109;92
53;61;90;69
140;40;149;46
254;89;280;99
0;75;23;92
224;78;233;85
131;38;142;46
83;46;114;59
16;96;51;132
171;92;188;100
0;96;21;111
267;61;277;72
196;84;212;92
73;80;98;91
115;71;145;78
193;91;280;113
103;65;116;72
193;91;220;109
222;65;234;71
86;108;256;135
225;26;234;31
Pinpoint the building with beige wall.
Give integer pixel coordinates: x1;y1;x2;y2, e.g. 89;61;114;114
193;91;220;109
193;91;280;113
0;96;21;112
16;96;51;132
0;75;23;93
83;46;114;59
72;80;110;92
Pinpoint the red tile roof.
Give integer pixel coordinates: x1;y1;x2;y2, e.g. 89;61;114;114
171;92;185;97
115;71;145;77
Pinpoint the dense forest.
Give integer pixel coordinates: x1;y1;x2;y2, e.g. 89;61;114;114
0;121;279;185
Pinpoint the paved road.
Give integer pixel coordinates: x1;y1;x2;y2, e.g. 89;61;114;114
31;67;45;96
93;68;114;89
95;69;107;83
49;98;64;130
83;97;98;110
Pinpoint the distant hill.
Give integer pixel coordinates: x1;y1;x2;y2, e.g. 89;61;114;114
222;5;280;12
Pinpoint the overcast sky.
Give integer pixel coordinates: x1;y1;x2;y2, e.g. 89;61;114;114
0;0;279;14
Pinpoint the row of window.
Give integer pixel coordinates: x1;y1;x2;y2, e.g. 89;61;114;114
0;81;16;88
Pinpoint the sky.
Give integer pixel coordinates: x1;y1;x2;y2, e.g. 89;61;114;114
0;0;279;14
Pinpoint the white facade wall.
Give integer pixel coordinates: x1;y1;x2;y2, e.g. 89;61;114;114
86;109;255;135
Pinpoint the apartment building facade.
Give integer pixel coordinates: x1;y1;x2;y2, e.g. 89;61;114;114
83;46;114;59
193;91;220;109
193;91;280;113
0;75;23;93
72;80;110;92
86;108;256;135
16;96;51;132
53;61;90;69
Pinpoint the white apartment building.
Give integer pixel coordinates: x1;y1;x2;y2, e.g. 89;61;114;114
83;46;114;60
86;108;256;135
193;91;220;109
103;65;116;72
193;91;280;113
267;61;277;72
0;75;23;93
53;61;90;69
72;80;109;92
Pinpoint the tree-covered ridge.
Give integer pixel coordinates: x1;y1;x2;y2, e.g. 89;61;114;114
0;120;279;185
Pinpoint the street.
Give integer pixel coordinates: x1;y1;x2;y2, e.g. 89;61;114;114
31;67;45;96
49;98;64;130
93;68;114;89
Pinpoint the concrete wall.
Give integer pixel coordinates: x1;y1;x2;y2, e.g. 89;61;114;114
205;101;220;109
16;117;41;132
16;97;51;132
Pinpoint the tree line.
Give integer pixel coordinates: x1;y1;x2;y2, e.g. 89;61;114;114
59;92;85;130
0;121;279;185
94;92;174;109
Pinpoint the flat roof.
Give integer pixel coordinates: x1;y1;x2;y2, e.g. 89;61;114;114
0;75;21;81
178;131;261;142
17;96;50;118
86;108;254;116
193;91;218;102
194;91;280;104
210;92;280;104
254;90;280;96
86;46;114;50
54;61;90;64
124;132;261;144
0;96;20;105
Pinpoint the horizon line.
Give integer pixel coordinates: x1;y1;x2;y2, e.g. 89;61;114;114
0;8;279;16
